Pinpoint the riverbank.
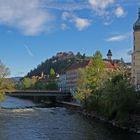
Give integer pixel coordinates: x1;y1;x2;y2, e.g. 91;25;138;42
80;109;140;134
57;101;140;134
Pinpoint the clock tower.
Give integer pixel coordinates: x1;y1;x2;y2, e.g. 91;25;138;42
132;8;140;87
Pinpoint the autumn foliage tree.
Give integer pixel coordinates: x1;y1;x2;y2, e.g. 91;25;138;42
0;61;13;101
76;51;105;107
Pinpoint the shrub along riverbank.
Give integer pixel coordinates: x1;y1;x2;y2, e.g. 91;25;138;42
0;61;14;101
75;51;140;133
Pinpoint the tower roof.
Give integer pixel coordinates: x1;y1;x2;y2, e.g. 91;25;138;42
107;49;112;57
133;8;140;31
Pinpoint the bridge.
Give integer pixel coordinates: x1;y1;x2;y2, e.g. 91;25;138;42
6;90;71;97
6;90;72;102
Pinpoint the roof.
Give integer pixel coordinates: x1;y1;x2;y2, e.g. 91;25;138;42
66;60;90;71
104;60;118;69
66;59;118;72
133;9;140;31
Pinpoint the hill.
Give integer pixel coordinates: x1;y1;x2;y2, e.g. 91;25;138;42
26;52;87;78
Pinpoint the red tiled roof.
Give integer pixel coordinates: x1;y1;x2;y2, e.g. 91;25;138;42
66;60;90;71
104;60;118;69
66;59;118;71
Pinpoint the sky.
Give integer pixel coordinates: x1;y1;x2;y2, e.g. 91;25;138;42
0;0;140;77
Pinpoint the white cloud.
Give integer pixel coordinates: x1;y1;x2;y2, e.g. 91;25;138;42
88;0;116;24
62;12;71;20
106;32;131;42
74;17;91;31
0;0;53;36
115;6;125;17
61;23;68;30
104;21;112;26
88;0;114;10
61;12;91;31
43;1;91;11
0;0;133;34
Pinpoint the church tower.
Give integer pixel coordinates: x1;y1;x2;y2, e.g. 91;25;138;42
132;8;140;86
107;49;112;61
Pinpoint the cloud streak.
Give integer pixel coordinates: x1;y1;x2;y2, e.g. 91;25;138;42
24;45;34;57
105;32;132;42
42;1;91;11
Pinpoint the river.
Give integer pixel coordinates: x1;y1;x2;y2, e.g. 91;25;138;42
0;96;140;140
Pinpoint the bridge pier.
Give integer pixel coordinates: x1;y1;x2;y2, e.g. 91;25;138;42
33;96;41;103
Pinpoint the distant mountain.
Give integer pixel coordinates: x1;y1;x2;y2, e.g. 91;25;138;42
26;51;87;78
10;77;22;82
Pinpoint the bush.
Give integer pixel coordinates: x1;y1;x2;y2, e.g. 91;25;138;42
100;75;137;123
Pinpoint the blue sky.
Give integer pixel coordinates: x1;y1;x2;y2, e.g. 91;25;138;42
0;0;139;77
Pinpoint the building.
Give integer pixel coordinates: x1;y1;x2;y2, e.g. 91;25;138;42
65;54;118;92
56;51;74;61
132;9;140;88
58;50;120;92
65;60;90;92
58;74;67;91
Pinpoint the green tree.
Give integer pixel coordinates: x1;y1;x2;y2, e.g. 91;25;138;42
82;53;86;59
76;52;83;59
76;51;105;108
20;77;35;89
100;74;137;124
34;80;58;90
49;68;55;79
75;68;92;107
46;81;58;90
86;51;105;91
34;81;47;90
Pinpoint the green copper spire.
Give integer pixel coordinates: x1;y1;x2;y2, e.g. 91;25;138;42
133;8;140;31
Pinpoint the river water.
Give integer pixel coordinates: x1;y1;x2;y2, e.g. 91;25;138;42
0;96;140;140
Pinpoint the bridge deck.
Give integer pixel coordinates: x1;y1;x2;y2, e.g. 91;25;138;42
6;90;71;97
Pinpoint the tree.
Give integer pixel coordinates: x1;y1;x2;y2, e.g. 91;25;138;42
46;81;58;90
75;68;92;107
20;77;34;89
76;51;105;107
100;74;137;124
0;61;10;78
0;61;13;101
86;51;105;91
49;68;55;79
82;53;86;59
76;52;83;59
34;81;47;90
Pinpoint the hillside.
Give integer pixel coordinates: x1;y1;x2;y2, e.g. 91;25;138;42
26;52;87;77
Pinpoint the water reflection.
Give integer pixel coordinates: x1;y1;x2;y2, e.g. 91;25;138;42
0;96;36;109
0;96;140;140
